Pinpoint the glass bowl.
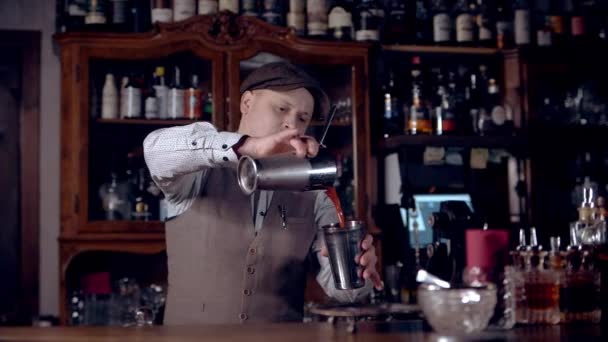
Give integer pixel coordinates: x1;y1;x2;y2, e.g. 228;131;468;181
418;283;497;335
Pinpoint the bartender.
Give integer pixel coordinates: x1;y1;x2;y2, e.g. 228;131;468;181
143;62;383;325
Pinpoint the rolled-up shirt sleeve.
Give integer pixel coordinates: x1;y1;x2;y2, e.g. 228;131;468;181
311;191;373;303
143;122;244;212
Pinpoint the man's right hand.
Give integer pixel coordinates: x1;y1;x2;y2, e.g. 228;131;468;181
236;128;319;159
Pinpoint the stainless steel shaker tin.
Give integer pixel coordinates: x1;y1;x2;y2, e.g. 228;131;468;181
321;220;366;290
236;153;337;195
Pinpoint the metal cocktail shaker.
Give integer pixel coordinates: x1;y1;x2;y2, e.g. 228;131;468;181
236;152;337;195
322;221;367;290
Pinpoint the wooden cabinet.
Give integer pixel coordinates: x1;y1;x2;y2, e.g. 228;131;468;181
56;13;372;325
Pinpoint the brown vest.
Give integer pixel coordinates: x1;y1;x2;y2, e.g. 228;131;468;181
164;167;318;325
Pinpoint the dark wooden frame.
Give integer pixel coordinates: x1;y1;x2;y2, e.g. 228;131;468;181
0;30;41;323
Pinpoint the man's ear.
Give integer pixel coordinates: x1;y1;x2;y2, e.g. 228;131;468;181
240;90;254;116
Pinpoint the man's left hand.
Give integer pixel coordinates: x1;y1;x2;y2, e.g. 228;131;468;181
322;234;383;291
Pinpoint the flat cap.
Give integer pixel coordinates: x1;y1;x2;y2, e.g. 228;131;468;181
240;62;330;120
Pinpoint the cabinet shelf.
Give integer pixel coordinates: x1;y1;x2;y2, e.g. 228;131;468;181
96;118;204;126
382;44;502;55
379;134;527;151
83;220;165;233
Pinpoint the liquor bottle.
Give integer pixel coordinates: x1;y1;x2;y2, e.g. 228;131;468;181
120;75;143;119
199;0;219;15
167;66;185;119
110;0;129;29
144;74;159;119
153;66;169;119
99;171;128;220
151;0;173;23
185;74;203;120
385;0;411;44
570;0;587;41
101;73;119;119
537;14;554;46
130;0;152;32
353;0;384;42
173;0;196;21
241;0;260;17
382;70;403;138
58;0;87;32
548;0;566;46
453;0;475;46
204;91;213;120
262;0;285;26
496;0;514;49
328;0;354;41
85;0;107;25
514;0;531;46
219;0;239;13
287;0;306;35
131;168;153;221
480;77;512;135
435;73;457;135
431;0;452;45
307;0;329;38
407;56;432;135
476;0;495;47
414;0;432;44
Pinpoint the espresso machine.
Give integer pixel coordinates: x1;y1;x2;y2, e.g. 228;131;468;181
426;200;482;284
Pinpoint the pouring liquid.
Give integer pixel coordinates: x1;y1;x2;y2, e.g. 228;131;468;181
326;186;346;228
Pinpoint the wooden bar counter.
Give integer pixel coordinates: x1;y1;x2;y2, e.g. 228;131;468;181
0;322;606;342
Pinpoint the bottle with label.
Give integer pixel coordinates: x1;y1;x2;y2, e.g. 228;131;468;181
570;0;587;41
219;0;239;13
144;73;159;119
328;0;354;41
435;73;457;135
548;0;566;46
431;0;452;45
102;73;119;119
241;0;260;17
262;0;285;26
99;171;129;220
514;0;531;46
415;0;433;44
168;66;185;119
537;15;553;47
85;0;107;25
131;168;153;221
110;0;129;30
496;0;514;49
385;0;411;44
173;0;196;21
407;56;432;135
287;0;306;35
199;0;219;15
151;0;173;23
307;0;329;38
476;0;495;47
453;0;476;46
185;74;203;120
121;75;143;119
382;70;403;138
153;66;169;119
480;77;513;135
353;0;384;42
59;0;87;32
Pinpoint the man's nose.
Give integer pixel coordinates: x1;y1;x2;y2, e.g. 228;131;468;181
283;115;297;129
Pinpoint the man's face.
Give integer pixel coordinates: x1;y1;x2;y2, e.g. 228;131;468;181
238;87;314;137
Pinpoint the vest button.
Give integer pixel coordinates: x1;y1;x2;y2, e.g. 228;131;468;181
247;266;255;274
249;248;256;255
239;313;248;321
243;289;252;296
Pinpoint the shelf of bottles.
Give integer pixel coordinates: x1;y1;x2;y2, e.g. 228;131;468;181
66;251;168;326
239;52;358;219
57;1;608;51
89;52;213;226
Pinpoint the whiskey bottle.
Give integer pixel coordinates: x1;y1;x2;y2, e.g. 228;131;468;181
153;66;169;119
328;0;354;41
407;56;432;135
167;66;185;119
241;0;260;17
453;0;475;46
382;70;403;138
85;0;107;25
353;0;384;42
219;0;239;13
131;168;153;221
120;75;143;119
184;74;203;120
476;0;495;47
262;0;286;26
144;73;159;119
431;0;452;45
496;0;514;49
198;0;218;15
110;0;129;29
173;0;196;21
414;0;433;44
287;0;306;35
514;0;531;46
151;0;173;23
385;0;411;44
307;0;329;38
